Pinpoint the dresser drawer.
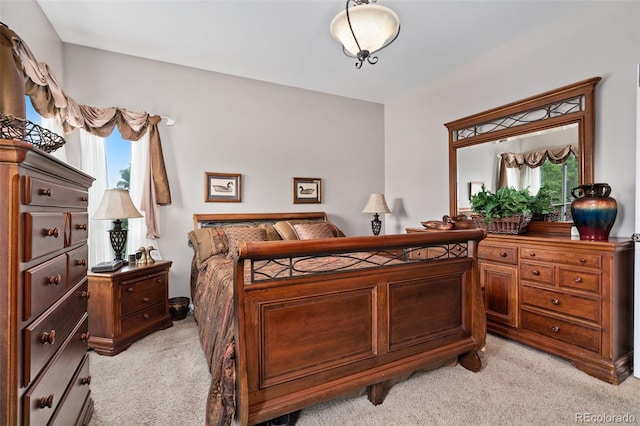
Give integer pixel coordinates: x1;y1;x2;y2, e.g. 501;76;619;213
119;272;167;301
121;303;167;336
22;315;89;426
49;354;91;426
479;244;517;264
24;176;89;208
521;309;600;352
521;247;601;269
23;281;88;386
558;267;601;294
24;254;68;321
68;245;89;288
520;262;554;285
520;285;600;323
69;213;89;246
24;212;66;261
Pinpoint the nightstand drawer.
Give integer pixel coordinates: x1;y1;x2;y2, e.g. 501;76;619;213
520;285;600;323
121;287;166;316
24;254;68;321
121;303;167;336
521;309;600;352
119;272;167;301
558;268;601;294
479;244;517;264
24;176;89;208
520;262;554;285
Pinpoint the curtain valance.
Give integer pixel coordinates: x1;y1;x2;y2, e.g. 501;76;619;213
1;23;170;237
498;145;578;188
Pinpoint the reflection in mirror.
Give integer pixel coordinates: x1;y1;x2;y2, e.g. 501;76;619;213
457;124;578;220
447;77;600;233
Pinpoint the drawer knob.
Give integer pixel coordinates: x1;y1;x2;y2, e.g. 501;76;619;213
47;274;62;285
81;290;90;299
551;326;560;333
45;227;60;238
75;258;87;266
40;188;52;197
127;287;134;292
38;394;54;409
81;196;88;202
500;252;507;257
142;297;150;303
574;277;583;283
529;252;536;257
532;270;540;276
81;332;91;341
77;223;87;230
40;330;56;345
143;313;150;319
80;375;92;385
551;298;560;305
579;258;587;263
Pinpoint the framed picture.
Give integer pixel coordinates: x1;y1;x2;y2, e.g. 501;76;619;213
469;181;484;200
293;177;321;204
205;172;242;202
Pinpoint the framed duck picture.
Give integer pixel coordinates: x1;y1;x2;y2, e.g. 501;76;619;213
205;172;242;202
293;177;321;204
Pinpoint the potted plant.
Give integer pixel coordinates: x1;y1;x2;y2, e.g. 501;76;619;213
470;185;553;234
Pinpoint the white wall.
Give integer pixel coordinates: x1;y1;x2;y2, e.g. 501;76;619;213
385;1;640;241
60;46;384;298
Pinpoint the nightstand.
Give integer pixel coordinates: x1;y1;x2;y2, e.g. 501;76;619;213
87;260;173;356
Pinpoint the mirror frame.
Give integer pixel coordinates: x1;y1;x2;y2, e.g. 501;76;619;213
446;77;600;232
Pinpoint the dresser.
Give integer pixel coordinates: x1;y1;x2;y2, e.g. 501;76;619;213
0;139;95;425
478;233;634;384
87;260;173;356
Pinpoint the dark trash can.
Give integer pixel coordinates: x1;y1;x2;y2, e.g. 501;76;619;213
168;297;190;321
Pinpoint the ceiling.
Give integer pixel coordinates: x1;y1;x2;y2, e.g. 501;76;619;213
36;0;588;104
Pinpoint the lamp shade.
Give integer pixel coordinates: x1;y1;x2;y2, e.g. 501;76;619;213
93;189;143;220
362;193;391;214
330;3;400;57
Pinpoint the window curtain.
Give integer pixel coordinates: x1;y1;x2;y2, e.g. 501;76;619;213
128;131;162;259
41;114;67;163
498;145;579;189
1;23;171;239
79;130;112;266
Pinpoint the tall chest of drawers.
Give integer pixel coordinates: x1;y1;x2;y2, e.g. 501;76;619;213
479;233;634;384
0;139;94;425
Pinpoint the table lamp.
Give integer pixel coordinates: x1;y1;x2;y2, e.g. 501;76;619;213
362;193;391;235
93;189;143;260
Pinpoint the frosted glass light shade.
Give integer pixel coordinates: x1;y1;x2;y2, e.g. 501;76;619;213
330;4;400;56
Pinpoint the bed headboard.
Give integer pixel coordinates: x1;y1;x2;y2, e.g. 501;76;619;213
193;212;329;229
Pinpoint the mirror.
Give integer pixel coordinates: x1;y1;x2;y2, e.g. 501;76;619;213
446;77;600;232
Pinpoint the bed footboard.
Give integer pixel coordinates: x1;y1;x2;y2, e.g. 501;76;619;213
233;230;486;425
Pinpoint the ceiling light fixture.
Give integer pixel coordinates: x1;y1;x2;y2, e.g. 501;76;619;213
330;0;400;69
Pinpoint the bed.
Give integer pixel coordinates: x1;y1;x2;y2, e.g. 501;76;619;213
188;212;487;426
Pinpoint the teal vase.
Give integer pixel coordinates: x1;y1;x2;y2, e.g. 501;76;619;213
570;183;617;241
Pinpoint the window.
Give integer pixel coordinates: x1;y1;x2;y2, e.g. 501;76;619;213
105;131;131;190
540;153;578;220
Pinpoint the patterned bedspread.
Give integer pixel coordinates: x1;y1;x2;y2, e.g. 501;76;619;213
190;252;407;426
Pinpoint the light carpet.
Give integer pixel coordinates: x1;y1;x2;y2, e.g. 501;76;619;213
90;314;640;425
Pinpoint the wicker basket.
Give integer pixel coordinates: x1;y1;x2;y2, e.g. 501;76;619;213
0;112;66;153
472;214;533;235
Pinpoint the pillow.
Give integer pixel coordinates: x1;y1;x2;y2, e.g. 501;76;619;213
225;226;268;259
293;222;336;240
258;224;282;241
273;221;299;240
187;227;228;269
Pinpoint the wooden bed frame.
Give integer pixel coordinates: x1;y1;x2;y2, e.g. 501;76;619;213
193;212;487;425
